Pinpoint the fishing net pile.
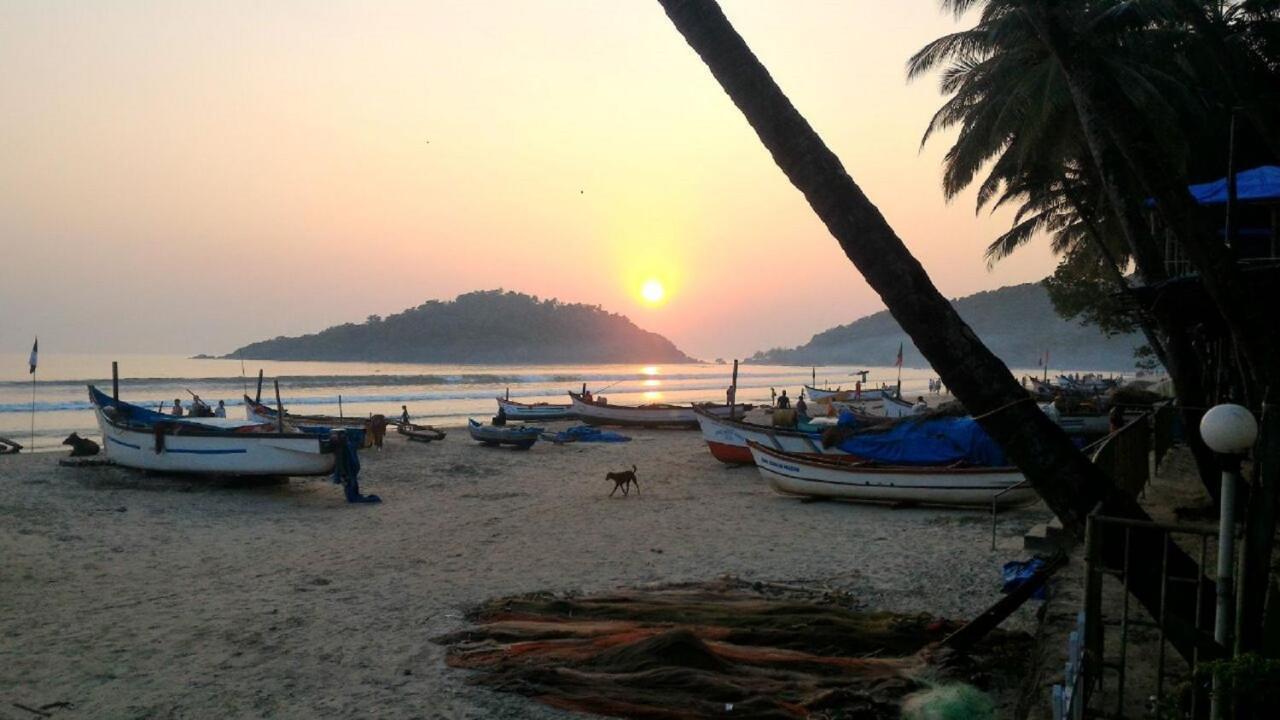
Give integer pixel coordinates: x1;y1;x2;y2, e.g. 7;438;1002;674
434;579;1030;719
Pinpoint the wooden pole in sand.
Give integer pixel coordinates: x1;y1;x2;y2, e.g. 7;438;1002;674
112;361;119;402
255;369;264;403
338;394;344;419
274;380;284;433
30;369;36;452
730;359;739;420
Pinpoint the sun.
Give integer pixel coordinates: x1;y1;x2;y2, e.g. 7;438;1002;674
640;279;666;305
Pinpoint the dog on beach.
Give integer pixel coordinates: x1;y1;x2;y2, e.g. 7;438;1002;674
606;464;640;497
62;432;100;457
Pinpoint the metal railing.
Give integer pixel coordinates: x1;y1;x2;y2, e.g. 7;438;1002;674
1066;514;1225;718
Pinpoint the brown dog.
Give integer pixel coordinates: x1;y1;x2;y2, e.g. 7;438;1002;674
62;432;100;457
606;464;639;497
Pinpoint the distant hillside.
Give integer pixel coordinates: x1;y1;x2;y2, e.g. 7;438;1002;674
749;282;1144;370
227;290;696;364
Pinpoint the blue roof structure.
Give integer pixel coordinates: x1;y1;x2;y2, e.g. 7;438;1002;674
1186;165;1280;206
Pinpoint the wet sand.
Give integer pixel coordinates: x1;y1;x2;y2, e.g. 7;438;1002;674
0;423;1049;718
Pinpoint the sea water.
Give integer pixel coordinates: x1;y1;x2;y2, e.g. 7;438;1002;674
0;352;1055;452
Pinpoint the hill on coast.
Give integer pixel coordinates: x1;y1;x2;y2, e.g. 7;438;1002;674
226;290;696;364
749;282;1144;370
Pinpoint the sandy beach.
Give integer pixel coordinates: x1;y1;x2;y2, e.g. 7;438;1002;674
1;423;1050;719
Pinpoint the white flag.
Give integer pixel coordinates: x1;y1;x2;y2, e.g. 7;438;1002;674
28;338;37;374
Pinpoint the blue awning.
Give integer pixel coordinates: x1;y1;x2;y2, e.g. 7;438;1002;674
1186;165;1280;206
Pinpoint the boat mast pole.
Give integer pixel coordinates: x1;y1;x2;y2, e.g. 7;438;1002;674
274;380;285;433
30;367;36;452
255;369;264;404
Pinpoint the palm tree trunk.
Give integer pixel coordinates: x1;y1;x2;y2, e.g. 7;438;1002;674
655;0;1218;663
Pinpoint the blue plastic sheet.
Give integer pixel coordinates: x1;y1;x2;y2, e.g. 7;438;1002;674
1002;558;1047;600
331;430;379;504
835;416;1008;467
547;425;631;443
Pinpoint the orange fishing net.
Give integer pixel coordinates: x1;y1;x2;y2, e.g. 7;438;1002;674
435;580;1031;719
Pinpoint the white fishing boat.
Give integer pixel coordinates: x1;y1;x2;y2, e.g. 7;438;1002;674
569;392;751;429
817;389;916;419
693;406;846;464
803;384;845;401
496;397;574;421
89;386;336;476
747;441;1034;508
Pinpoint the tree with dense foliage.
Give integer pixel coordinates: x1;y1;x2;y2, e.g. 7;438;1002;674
909;0;1280;513
655;0;1219;662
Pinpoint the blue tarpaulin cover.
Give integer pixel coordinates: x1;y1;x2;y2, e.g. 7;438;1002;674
835;416;1009;467
547;425;631;443
332;430;379;504
1002;558;1047;600
1147;165;1280;206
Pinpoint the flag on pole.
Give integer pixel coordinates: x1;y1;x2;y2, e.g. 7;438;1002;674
28;338;38;374
894;342;903;368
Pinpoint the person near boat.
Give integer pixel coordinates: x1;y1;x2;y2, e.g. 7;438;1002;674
776;390;790;409
190;395;213;417
171;399;184;417
215;400;226;418
912;396;928;414
795;393;808;422
401;405;410;425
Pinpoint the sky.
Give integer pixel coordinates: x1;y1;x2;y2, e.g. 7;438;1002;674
0;1;1056;361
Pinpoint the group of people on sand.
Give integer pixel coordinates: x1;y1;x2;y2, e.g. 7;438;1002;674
927;378;945;394
168;396;225;418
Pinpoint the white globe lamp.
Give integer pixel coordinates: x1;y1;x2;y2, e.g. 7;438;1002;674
1199;403;1257;696
1200;403;1259;455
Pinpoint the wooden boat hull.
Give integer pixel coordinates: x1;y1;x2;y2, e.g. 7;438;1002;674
468;420;541;449
93;389;334;476
496;397;574;421
398;423;446;443
569;392;751;429
693;407;843;465
243;395;370;445
747;442;1034;508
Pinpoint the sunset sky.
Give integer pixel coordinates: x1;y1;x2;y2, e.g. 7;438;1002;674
0;1;1054;361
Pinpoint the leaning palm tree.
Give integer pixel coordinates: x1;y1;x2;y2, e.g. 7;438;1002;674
909;0;1249;500
654;0;1216;662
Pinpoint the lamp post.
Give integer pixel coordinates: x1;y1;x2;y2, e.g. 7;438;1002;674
1200;403;1258;719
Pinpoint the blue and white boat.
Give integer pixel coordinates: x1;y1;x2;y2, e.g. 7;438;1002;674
89;386;337;476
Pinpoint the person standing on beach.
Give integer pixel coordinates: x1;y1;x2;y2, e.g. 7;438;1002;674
400;405;410;425
171;399;184;417
795;393;808;421
215;400;226;418
776;390;790;409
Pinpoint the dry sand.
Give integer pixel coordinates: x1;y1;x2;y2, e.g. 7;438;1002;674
1;422;1051;719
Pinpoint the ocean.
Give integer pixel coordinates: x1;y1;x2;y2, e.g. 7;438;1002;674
0;352;1074;452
